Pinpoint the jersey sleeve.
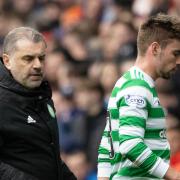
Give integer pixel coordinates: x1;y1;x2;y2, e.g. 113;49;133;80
97;119;112;177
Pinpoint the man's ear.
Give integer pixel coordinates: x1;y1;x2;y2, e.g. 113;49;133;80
151;42;161;56
2;54;11;70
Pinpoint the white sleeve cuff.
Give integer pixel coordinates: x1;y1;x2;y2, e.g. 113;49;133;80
149;158;169;178
97;162;112;177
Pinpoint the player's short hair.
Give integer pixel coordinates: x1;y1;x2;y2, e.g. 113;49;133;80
137;13;180;56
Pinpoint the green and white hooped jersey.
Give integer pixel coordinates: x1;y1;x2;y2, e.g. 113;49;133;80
98;66;170;180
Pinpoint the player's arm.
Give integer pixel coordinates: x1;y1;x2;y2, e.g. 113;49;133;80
97;120;112;179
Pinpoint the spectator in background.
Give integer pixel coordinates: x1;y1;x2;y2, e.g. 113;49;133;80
63;151;97;180
155;78;179;109
118;58;135;74
169;0;180;16
99;62;119;106
57;89;87;153
99;20;137;61
75;80;106;171
166;106;180;171
9;0;36;23
45;50;65;89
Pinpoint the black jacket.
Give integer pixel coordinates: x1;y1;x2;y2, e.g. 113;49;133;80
0;60;76;180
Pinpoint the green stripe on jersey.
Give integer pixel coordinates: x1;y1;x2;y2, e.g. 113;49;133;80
121;79;152;93
145;128;166;139
109;109;119;119
115;167;158;178
153;149;170;159
111;87;120;97
120;116;146;128
149;108;165;118
103;131;119;141
126;142;147;162
98;146;109;154
123;71;131;80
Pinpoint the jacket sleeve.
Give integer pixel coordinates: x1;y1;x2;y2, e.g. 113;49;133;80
0;162;39;180
61;159;77;180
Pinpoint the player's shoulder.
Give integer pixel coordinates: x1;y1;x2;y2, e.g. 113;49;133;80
121;66;154;91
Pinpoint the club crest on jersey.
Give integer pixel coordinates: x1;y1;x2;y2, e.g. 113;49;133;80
125;95;146;108
47;104;56;118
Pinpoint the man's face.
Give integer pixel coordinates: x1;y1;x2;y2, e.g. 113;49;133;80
3;39;46;89
156;40;180;79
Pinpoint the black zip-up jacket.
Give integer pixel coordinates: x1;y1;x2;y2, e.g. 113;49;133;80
0;60;76;180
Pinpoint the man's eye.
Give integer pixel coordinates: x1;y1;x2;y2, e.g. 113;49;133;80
39;55;45;61
23;56;33;61
173;51;180;57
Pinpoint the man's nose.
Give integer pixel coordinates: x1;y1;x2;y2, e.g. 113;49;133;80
33;57;42;69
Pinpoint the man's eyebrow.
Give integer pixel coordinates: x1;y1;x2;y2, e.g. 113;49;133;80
38;54;46;57
22;53;45;57
22;55;34;58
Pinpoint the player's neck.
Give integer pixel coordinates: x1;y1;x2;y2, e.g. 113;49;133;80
135;56;158;81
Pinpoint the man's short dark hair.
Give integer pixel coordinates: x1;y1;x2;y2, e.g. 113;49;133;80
137;13;180;56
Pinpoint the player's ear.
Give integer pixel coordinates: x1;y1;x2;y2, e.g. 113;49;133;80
151;42;161;56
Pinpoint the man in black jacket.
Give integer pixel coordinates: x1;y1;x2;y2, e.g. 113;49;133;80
0;27;77;180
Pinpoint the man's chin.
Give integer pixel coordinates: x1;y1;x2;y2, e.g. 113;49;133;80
25;81;42;89
162;71;175;79
162;73;171;79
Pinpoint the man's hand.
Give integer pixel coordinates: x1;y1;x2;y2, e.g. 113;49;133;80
164;167;180;180
98;178;109;180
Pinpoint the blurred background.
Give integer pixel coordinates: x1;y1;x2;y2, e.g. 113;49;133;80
0;0;180;179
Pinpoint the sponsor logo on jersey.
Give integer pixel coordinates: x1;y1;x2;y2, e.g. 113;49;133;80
125;95;146;108
159;129;166;138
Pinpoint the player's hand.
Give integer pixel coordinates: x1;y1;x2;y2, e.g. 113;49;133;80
164;167;180;179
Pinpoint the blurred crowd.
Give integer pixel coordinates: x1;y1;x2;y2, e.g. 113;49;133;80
0;0;180;179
